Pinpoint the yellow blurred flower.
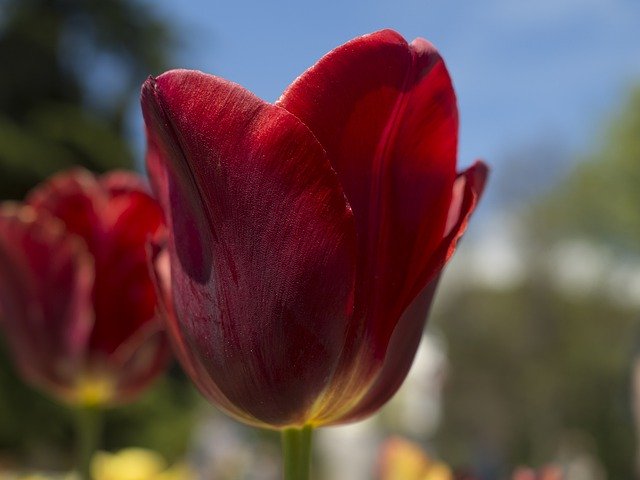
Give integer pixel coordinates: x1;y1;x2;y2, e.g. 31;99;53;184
378;437;453;480
91;448;193;480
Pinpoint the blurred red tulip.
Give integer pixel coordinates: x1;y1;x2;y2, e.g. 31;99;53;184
0;169;169;406
142;29;487;428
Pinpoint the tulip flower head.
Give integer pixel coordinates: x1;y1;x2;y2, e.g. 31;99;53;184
0;169;169;406
142;29;487;429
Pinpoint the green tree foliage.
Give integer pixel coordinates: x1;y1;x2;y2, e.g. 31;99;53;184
434;281;636;479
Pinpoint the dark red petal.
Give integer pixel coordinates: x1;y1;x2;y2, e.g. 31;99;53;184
0;204;94;398
142;69;357;427
330;160;488;424
278;29;458;357
89;189;165;355
26;168;104;251
304;161;487;425
149;247;262;425
331;278;439;423
27;168;166;358
427;160;488;293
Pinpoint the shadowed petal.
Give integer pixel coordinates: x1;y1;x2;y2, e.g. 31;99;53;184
0;205;94;397
149;246;263;425
332;160;488;423
142;70;357;426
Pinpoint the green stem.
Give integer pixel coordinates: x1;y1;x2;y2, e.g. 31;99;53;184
75;405;102;480
281;425;313;480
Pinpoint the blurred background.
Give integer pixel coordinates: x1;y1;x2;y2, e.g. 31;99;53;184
0;0;639;478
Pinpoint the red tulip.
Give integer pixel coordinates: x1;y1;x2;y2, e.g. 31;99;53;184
0;169;170;406
142;29;487;428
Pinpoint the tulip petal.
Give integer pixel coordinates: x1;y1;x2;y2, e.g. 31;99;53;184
26;168;103;251
401;160;488;307
90;190;165;355
149;246;262;425
334;160;488;423
26;169;166;356
278;29;458;355
142;70;357;426
0;205;94;397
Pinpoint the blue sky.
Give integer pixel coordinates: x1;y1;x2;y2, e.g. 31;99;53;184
137;0;640;209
